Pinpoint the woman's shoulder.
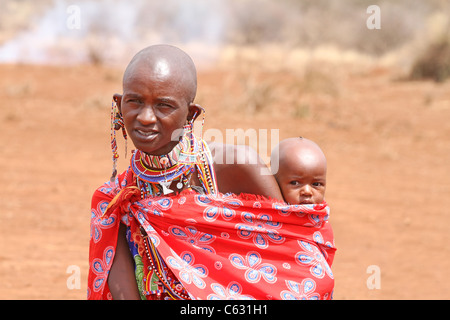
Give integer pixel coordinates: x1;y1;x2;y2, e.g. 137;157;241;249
206;142;282;199
207;142;261;166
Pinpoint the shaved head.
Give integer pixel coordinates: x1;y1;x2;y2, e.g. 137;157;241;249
123;44;197;104
271;137;327;176
279;137;326;172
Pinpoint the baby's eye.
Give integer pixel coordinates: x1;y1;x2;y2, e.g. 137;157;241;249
289;181;300;186
312;182;324;187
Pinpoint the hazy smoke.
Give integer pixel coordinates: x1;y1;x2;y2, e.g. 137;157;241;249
0;0;445;66
0;0;228;65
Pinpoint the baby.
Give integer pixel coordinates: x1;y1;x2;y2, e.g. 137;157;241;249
270;137;327;205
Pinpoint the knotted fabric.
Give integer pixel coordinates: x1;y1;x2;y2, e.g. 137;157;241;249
88;168;336;300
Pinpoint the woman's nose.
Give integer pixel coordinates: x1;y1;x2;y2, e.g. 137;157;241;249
136;105;157;125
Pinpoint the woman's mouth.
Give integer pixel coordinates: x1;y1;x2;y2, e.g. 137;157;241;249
135;129;158;141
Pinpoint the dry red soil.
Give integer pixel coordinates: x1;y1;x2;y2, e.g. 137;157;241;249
1;60;449;299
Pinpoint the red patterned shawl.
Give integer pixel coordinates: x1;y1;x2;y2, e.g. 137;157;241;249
87;168;336;300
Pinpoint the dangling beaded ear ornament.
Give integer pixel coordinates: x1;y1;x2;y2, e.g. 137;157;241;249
197;105;206;138
110;98;128;182
193;106;218;194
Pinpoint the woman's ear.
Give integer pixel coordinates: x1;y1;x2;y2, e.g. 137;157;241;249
187;103;203;122
113;93;123;113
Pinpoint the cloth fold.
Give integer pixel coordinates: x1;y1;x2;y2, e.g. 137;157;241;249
88;168;336;300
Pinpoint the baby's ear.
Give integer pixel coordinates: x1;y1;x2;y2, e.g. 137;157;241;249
187;103;203;122
113;93;123;112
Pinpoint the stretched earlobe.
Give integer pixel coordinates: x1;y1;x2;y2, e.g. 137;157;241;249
186;103;206;138
187;103;204;123
113;93;123;113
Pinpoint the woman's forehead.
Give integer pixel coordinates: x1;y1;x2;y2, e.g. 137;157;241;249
123;65;179;91
123;63;195;104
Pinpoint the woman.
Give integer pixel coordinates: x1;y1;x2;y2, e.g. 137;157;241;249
88;45;335;300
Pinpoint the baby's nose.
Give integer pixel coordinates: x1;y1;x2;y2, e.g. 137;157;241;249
300;184;313;195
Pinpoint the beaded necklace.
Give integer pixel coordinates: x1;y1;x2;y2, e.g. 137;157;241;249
132;115;218;300
141;227;191;299
131;123;217;198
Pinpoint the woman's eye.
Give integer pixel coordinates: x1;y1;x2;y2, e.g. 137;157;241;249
157;103;173;109
127;99;142;104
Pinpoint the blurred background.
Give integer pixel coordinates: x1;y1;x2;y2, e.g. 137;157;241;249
1;0;449;71
0;0;449;299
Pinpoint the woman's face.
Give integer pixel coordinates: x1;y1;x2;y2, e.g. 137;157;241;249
117;61;194;156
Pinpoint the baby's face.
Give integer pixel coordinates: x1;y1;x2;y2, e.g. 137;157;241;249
275;155;326;205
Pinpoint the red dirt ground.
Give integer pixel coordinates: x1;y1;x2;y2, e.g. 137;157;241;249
1;60;449;299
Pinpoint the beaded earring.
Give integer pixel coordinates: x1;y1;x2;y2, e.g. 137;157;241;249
189;105;217;194
110;98;128;182
189;104;206;138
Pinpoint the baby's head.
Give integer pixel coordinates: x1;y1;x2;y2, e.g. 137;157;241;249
271;137;326;205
